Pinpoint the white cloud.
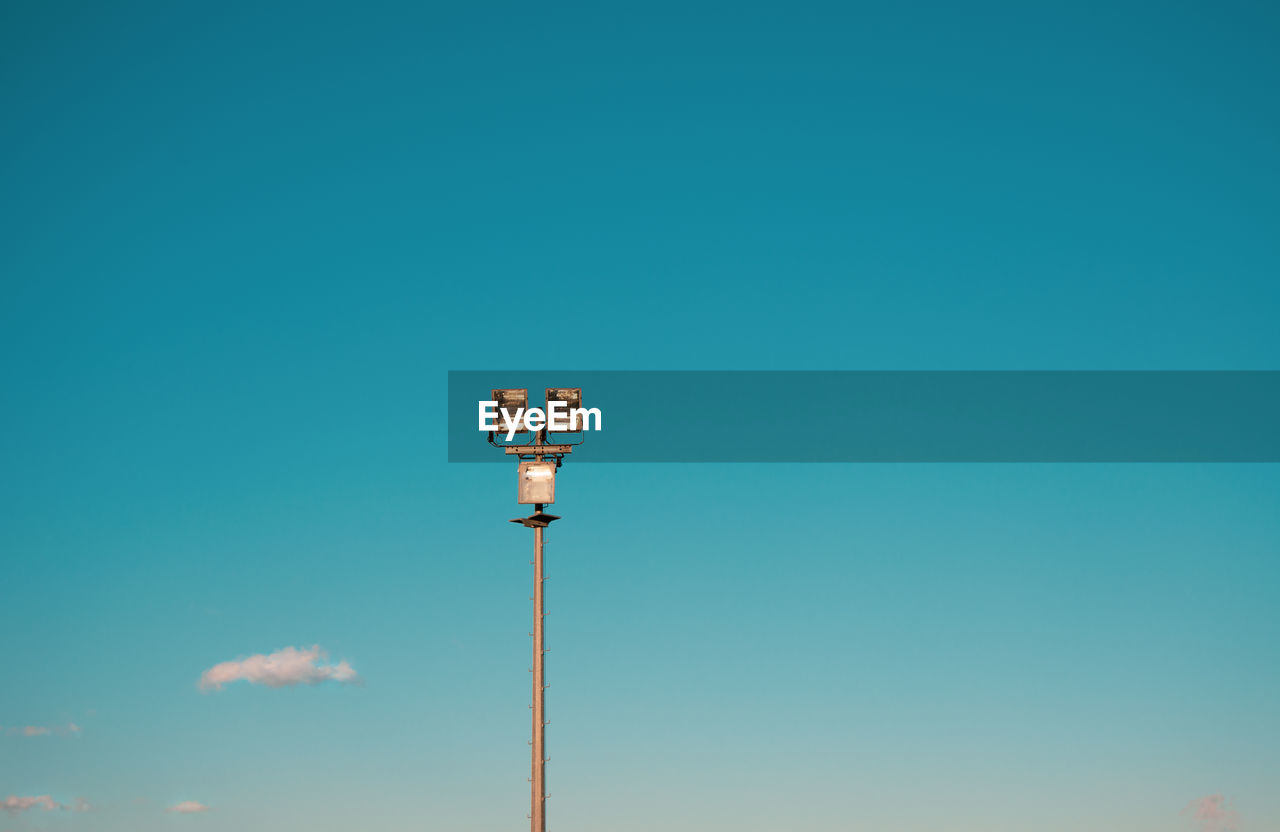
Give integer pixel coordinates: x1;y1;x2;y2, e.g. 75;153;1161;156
0;794;89;813
167;801;212;814
6;722;81;737
2;795;60;813
1183;794;1240;832
199;645;358;691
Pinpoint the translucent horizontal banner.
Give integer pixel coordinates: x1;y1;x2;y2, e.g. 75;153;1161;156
447;371;1280;462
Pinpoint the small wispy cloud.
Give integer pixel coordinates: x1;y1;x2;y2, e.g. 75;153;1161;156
199;645;358;691
4;722;81;737
2;795;60;814
0;794;90;814
1183;794;1240;832
167;801;212;814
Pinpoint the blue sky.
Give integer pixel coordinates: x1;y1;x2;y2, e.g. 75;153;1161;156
1;1;1277;830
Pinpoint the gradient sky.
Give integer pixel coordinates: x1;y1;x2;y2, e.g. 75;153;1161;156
2;1;1278;831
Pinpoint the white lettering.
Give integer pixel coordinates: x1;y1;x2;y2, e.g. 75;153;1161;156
480;399;603;436
501;407;525;441
572;407;602;431
546;399;568;431
479;401;500;431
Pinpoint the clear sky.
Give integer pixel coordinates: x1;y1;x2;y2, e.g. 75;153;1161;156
1;1;1277;831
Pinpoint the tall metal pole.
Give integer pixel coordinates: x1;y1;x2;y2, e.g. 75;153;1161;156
506;426;563;832
531;511;547;832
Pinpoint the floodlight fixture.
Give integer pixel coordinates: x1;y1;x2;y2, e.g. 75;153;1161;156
544;387;583;432
517;460;556;505
490;388;529;434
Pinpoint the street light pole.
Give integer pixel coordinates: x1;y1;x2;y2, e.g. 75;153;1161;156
508;431;562;832
493;388;580;831
530;503;547;832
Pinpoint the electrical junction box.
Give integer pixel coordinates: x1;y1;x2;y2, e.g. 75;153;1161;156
518;460;556;504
